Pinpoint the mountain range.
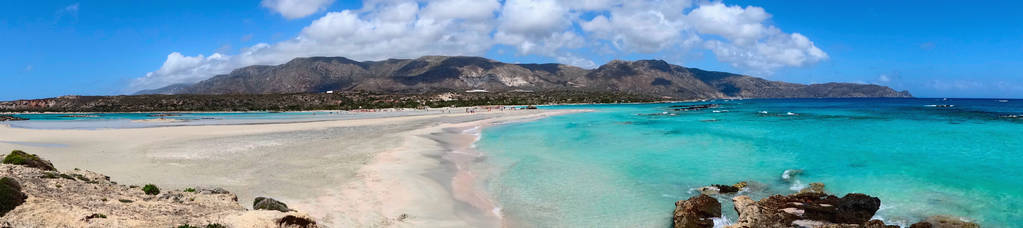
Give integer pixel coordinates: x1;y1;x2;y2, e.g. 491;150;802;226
137;56;911;99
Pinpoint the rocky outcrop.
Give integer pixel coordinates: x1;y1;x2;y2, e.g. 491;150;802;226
679;179;981;227
0;150;318;227
254;196;293;212
910;216;980;228
698;182;745;195
729;192;882;227
673;194;722;228
2;150;57;171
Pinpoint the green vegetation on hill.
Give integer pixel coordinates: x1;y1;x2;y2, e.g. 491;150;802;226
0;91;661;112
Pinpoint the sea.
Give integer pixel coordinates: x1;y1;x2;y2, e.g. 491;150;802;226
475;98;1023;227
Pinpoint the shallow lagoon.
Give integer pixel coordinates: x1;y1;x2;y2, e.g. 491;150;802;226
478;98;1023;227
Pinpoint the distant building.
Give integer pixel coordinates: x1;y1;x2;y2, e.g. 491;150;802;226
465;89;488;93
325;90;334;94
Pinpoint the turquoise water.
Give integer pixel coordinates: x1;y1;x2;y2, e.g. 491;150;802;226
476;98;1023;227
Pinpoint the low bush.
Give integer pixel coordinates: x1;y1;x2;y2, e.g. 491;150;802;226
142;184;160;195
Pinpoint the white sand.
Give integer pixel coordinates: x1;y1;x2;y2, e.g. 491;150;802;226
0;109;583;227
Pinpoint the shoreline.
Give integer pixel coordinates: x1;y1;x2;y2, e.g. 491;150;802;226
432;110;588;227
0;108;587;227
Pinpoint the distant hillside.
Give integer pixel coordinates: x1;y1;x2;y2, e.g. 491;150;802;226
137;56;911;99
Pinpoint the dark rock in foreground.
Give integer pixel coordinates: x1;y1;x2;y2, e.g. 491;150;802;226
673;194;722;228
677;180;982;228
730;192;881;227
254;196;293;212
2;150;57;171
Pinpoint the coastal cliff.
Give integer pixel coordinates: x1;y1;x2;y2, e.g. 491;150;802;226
137;56;911;99
0;150;317;227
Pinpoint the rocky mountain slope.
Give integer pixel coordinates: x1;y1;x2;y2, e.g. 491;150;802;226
138;56;911;99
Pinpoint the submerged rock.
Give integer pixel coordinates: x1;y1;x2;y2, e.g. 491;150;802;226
673;194;721;228
0;177;27;216
799;182;827;194
910;215;980;228
2;150;56;171
698;182;747;194
728;192;881;227
254;197;293;212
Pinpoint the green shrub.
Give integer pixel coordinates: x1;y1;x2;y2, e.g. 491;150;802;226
184;188;196;192
2;150;29;164
2;150;57;171
72;174;90;182
0;177;27;216
40;172;59;179
142;184;160;195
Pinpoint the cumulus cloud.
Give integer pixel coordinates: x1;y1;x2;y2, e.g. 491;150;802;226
132;0;828;91
261;0;335;19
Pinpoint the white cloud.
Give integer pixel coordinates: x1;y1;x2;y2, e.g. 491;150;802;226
691;3;826;74
132;0;829;91
878;74;891;83
55;3;80;22
261;0;335;19
63;3;80;13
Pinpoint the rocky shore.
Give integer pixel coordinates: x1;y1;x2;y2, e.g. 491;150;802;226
0;150;317;227
674;181;980;228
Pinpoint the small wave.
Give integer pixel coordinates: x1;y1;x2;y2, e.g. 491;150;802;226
781;169;802;182
788;180;806;191
712;215;732;228
461;126;481;133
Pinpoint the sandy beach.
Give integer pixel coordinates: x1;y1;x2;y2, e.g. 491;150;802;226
0;109;584;227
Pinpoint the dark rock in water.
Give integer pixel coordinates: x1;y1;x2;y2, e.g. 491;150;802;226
910;215;980;228
834;193;883;224
2;150;57;171
731;192;881;227
278;215;317;228
254;197;293;212
0;177;27;216
710;184;740;193
0;115;28;121
799;182;827;194
864;219;901;228
673;194;721;228
669;104;719;111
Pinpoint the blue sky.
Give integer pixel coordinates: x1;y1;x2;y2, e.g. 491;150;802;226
2;0;1022;101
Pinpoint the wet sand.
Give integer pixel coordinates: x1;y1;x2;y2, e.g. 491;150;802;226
0;109;583;227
